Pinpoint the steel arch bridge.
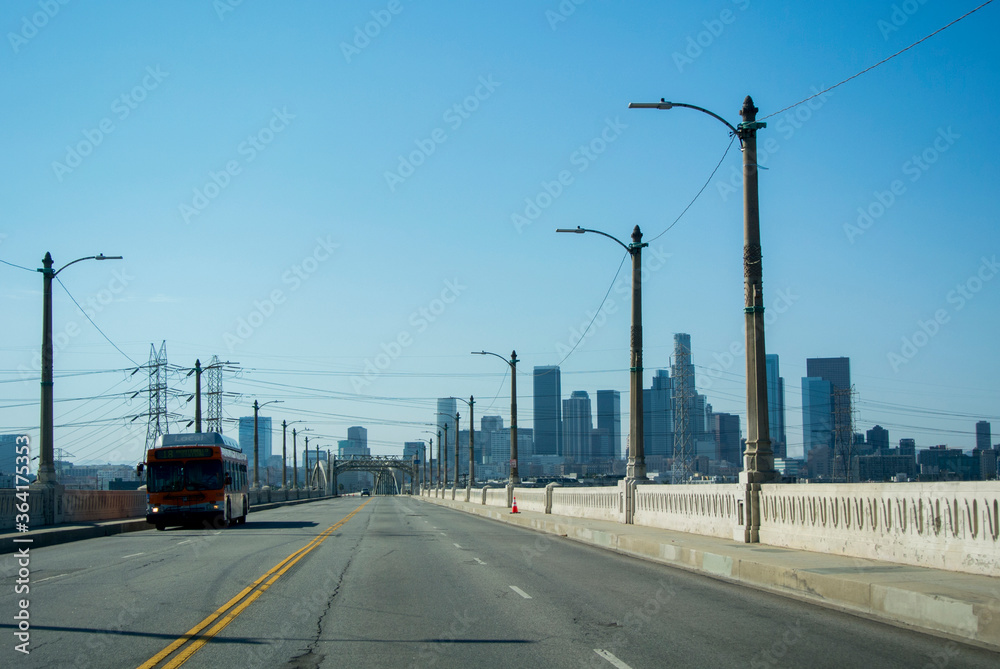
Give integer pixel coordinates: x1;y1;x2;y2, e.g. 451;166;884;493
331;455;418;495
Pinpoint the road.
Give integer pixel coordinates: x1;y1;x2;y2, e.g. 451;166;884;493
1;496;997;668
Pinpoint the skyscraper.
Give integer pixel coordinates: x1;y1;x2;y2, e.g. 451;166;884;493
671;333;696;474
806;357;852;478
239;415;272;469
977;421;992;450
596;390;621;460
867;425;890;452
562;390;593;461
0;434;29;476
435;398;457;444
802;376;832;471
765;354;786;459
643;370;673;458
712;413;741;464
533;366;562;456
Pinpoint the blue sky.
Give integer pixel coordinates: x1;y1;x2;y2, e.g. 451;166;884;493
2;0;998;465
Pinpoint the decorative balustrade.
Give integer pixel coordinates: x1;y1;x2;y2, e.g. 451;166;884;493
633;483;745;540
758;482;1000;576
550;485;623;522
510;487;546;513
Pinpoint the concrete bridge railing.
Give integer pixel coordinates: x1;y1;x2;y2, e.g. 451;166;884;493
758;481;1000;576
422;480;1000;577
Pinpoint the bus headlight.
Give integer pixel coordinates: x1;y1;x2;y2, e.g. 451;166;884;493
151;507;159;513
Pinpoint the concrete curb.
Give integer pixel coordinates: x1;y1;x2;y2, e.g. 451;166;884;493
0;494;340;555
417;495;1000;652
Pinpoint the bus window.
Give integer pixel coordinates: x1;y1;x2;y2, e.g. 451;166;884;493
186;460;223;491
149;463;184;493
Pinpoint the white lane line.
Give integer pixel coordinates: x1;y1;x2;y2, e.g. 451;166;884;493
177;539;193;545
121;552;145;559
440;533;447;536
35;573;68;584
509;585;532;599
473;557;486;565
453;543;463;549
594;649;632;669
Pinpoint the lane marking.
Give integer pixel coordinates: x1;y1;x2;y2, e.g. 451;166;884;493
594;649;632;668
509;585;532;599
453;543;462;549
121;553;145;559
177;540;193;546
473;558;486;565
138;500;370;669
35;573;68;583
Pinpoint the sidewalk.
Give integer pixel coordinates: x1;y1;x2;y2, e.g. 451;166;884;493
417;494;1000;652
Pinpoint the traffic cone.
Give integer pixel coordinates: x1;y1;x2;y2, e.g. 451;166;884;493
511;496;519;514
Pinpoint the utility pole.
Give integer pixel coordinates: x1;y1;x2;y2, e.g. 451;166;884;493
194;359;202;432
292;429;299;489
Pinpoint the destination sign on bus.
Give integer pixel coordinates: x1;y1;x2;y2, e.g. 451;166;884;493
154;447;214;460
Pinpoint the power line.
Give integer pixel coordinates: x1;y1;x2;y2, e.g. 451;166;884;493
56;277;139;366
762;0;995;120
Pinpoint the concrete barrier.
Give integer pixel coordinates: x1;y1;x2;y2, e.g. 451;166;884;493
758;481;1000;577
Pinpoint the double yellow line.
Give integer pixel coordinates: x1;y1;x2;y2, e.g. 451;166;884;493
138;500;369;669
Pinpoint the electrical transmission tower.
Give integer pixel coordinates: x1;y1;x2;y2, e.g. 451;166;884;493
832;385;857;482
671;338;695;484
205;355;223;433
144;341;169;454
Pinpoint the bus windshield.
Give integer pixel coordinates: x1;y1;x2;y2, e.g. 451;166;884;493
148;460;223;492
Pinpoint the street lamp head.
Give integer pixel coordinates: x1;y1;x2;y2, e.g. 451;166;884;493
555;227;585;233
627;99;673;110
94;254;124;261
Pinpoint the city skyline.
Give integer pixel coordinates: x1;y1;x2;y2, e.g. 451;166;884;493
1;2;998;468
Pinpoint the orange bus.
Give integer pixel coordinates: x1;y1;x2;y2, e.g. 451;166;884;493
140;432;249;530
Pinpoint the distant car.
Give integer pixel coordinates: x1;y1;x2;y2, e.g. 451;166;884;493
360;488;371;497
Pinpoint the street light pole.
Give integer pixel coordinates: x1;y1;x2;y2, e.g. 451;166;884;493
556;227;647;481
36;252;122;489
452;412;460;499
472;350;519;484
292;428;299;489
628;95;777;540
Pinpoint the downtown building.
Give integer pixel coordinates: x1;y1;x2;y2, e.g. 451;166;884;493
765;354;787;460
533;366;562;457
239;415;272;473
801;356;851;479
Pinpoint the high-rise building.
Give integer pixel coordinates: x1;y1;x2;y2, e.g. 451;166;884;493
480;415;503;460
671;333;697;475
802;376;833;460
596;390;621;460
712;413;741;464
643;370;673;458
435;398;457;444
347;425;368;450
338;429;372;492
806;357;852;447
562;390;593;461
977;421;992;450
239;416;272;469
533;366;562;456
765;354;787;459
867;425;890;453
403;441;423;461
0;434;28;476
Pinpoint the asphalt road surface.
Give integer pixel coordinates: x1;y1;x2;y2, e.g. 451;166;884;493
1;496;997;668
